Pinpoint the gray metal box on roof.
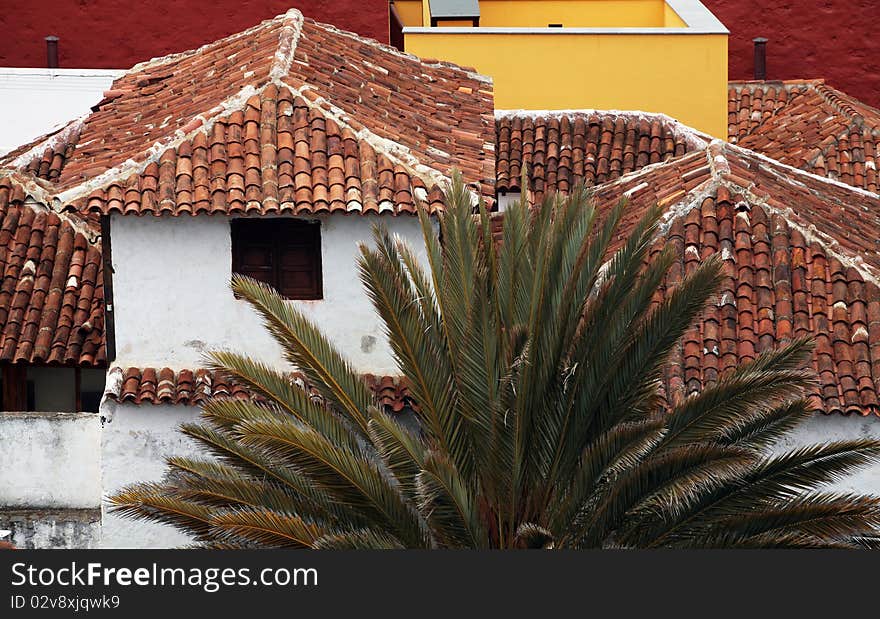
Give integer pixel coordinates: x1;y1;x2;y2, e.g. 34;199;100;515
429;0;480;20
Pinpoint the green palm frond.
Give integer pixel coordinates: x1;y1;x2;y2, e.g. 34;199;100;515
109;171;880;549
209;508;326;548
108;483;215;540
230;275;374;438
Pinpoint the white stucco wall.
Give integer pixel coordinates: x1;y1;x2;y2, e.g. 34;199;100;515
110;213;432;374
100;402;201;549
0;68;121;155
0;412;101;508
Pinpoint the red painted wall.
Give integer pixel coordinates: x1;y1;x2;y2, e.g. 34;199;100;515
0;0;389;70
3;2;877;108
704;0;880;106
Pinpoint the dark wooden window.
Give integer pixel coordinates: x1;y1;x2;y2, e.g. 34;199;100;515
231;219;323;300
1;364;25;411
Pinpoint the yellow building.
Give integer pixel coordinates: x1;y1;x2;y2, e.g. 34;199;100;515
394;0;728;138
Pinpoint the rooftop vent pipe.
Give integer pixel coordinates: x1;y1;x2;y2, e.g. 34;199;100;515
45;35;59;68
753;37;768;80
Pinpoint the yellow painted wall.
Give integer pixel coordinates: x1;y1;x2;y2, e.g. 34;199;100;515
478;1;665;28
395;1;425;26
663;3;687;26
404;32;728;138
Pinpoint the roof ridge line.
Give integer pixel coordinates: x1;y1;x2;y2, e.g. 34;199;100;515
713;143;880;287
4;114;86;170
53;13;306;208
728;79;824;90
0;170;100;242
53;83;265;206
811;82;880;132
268;10;304;81
312;19;492;85
656;177;721;238
653;141;731;236
726;141;880;199
649;142;880;290
583;148;710;198
719;175;880;287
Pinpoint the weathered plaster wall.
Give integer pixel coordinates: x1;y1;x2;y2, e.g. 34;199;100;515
0;411;103;548
110;214;431;375
703;0;880;106
0;0;389;70
96;406;880;549
0;509;101;549
0;412;101;508
100;402;200;549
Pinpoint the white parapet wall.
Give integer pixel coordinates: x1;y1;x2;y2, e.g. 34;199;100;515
0;412;101;508
0;411;102;548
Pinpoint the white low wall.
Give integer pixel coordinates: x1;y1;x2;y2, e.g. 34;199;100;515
110;214;432;375
0;411;101;508
100;402;201;549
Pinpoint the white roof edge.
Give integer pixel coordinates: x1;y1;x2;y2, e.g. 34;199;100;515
665;0;728;33
0;67;125;77
403;26;726;35
405;0;728;35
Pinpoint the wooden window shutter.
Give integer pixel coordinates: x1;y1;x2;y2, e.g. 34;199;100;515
232;219;322;300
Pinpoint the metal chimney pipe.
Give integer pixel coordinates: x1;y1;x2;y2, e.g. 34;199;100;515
45;35;59;68
753;37;768;80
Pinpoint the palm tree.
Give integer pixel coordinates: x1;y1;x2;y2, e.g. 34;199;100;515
110;174;880;548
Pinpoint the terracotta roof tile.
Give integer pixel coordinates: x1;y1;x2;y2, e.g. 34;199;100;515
623;143;880;415
495;111;710;200
109;367;417;413
0;120;83;183
76;86;446;217
0;177;105;366
2;9;494;216
492;139;880;416
729;80;880;193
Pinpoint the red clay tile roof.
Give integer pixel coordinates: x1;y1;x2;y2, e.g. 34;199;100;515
2;9;494;216
0;175;105;366
0;120;84;183
728;80;880;193
108;366;417;413
495;111;710;201
72;85;446;216
576;141;880;415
